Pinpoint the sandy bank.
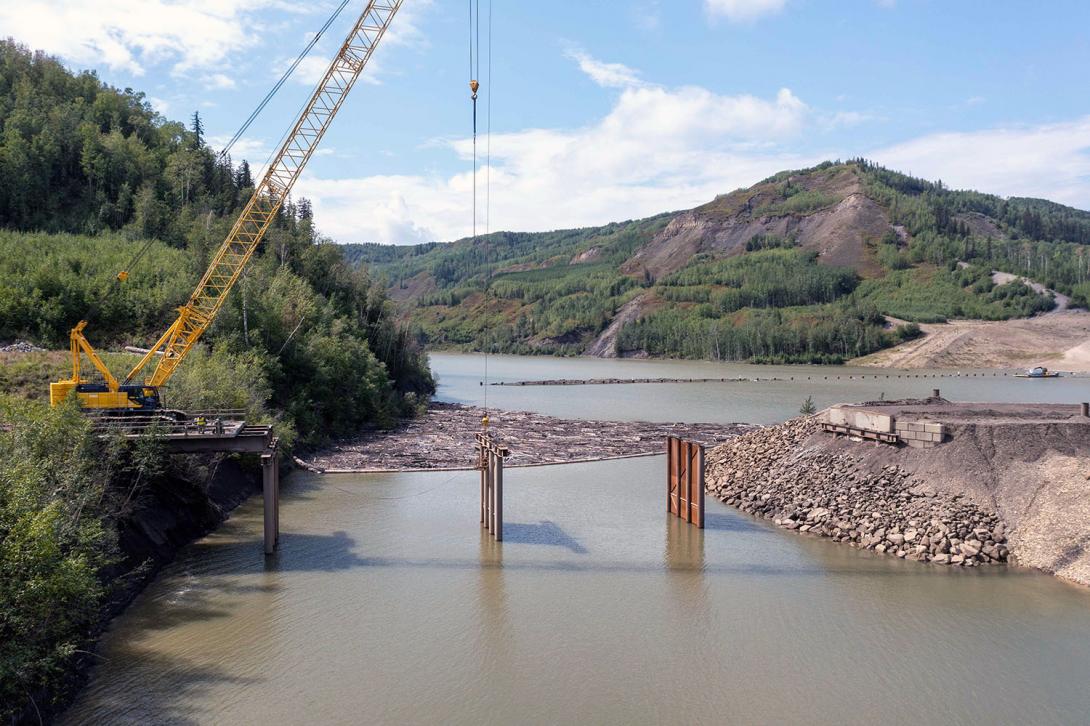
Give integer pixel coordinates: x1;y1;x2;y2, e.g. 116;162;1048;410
853;311;1090;371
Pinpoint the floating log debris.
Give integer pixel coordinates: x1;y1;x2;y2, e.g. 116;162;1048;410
488;370;1042;387
303;402;753;473
491;376;781;386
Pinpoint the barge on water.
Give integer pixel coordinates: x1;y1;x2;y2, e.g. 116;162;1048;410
1014;366;1062;379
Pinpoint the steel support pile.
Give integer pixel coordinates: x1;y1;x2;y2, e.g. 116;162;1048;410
261;438;281;555
477;432;509;541
667;436;705;528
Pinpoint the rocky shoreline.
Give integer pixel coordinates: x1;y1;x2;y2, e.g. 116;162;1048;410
706;417;1010;567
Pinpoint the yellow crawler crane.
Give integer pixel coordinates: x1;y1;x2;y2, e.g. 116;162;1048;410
51;1;404;412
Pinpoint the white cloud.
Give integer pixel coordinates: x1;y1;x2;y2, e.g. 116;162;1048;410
704;0;787;23
871;117;1090;209
206;134;270;163
821;110;878;129
0;0;302;75
632;1;662;31
202;73;236;90
295;82;813;244
146;96;170;115
567;50;645;89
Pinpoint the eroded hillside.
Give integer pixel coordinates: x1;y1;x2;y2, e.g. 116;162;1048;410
350;160;1090;363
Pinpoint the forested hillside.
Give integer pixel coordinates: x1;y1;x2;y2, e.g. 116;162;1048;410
0;39;434;443
352;160;1089;362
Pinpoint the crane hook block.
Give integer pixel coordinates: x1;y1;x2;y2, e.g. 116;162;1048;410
470;79;479;98
116;271;129;282
481;414;490;429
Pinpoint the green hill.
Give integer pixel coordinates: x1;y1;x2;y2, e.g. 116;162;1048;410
350;160;1090;363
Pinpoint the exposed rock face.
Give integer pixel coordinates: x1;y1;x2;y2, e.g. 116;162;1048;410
583;292;657;358
621;176;889;281
569;246;602;265
706;417;1010;568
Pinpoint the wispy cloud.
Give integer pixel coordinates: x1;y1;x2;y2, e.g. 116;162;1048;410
566;49;646;89
631;1;662;31
202;73;237;91
704;0;787;23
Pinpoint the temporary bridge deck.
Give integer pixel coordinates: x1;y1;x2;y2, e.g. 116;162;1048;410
93;411;281;554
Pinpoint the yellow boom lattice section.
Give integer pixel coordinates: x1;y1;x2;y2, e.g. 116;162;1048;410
123;1;403;389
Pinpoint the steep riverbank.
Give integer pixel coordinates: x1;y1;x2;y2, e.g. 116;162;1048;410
706;406;1090;586
30;458;263;725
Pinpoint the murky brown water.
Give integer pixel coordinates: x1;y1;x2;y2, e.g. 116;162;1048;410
63;357;1090;725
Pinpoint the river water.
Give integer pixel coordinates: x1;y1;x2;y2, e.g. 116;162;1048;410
63;356;1090;725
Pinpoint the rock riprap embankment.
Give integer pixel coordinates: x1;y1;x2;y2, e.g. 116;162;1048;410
706;417;1009;567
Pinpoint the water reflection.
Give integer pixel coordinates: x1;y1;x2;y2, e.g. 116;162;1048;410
664;515;705;573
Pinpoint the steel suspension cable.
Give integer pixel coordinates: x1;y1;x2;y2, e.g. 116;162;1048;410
217;0;352;161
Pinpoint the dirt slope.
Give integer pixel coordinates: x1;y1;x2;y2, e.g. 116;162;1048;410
583;292;658;358
853;311;1090;370
621;167;888;280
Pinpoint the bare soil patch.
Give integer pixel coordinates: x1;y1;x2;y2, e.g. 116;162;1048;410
853;311;1090;370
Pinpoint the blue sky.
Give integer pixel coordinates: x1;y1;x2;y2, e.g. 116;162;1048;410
4;0;1090;244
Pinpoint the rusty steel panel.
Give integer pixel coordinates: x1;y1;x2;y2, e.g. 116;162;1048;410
689;444;704;528
666;436;704;529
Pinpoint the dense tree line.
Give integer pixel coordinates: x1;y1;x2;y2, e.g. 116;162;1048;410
660;249;859;312
617;304;920;364
0;40;259;242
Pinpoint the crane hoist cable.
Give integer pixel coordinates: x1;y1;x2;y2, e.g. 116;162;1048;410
470;0;494;430
469;0;490;430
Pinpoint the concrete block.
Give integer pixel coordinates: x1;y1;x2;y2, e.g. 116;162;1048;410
849;411;894;433
922;422;944;434
827;407;851;426
906;439;934;449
